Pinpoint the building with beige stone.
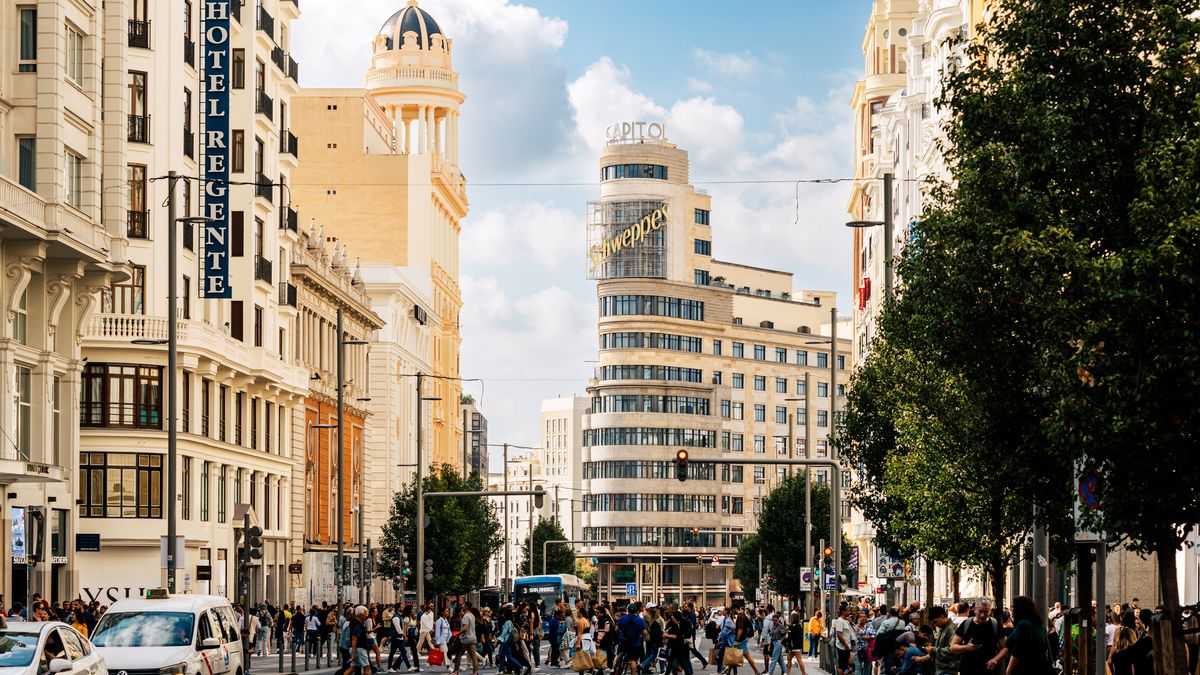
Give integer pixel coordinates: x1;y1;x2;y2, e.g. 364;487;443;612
580;128;850;605
290;0;466;473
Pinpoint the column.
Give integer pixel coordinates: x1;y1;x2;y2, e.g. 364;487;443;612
418;106;427;154
434;112;443;157
425;106;434;155
450;111;458;164
390;106;401;154
403;109;411;155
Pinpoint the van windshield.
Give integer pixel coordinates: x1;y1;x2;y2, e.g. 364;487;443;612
92;612;195;647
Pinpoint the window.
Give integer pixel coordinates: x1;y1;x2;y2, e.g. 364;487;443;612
231;130;245;172
598;365;703;383
80;364;163;429
128;71;147;116
754;405;765;422
102;265;145;314
775;436;788;454
66;25;84;83
264;402;272;453
720;400;731;419
754;375;766;391
732;373;744;389
753;345;766;360
600;163;667;181
250;398;259;450
693;269;710;285
219;385;228;441
15;365;32;457
732;342;744;358
818;382;829;398
12;290;27;344
694;239;711;255
65;150;83;208
731;434;744;451
711;371;722;385
235;468;243;506
78;452;162;518
182;276;191;319
582;427;717;448
731;497;744;514
127;164;148;237
796;380;808;397
18;8;37;72
181;371;191;432
838;355;846;370
721;431;730;450
817;410;829;428
731;402;743;420
775;377;787;393
797;408;807;426
775;347;787;363
182;457;192;520
817;440;828;458
201;379;211;436
694;208;710;225
200;461;210;521
232;49;245;88
52;376;61;464
600;295;704;321
17;137;36;190
774;406;786;424
234;392;243;445
713;340;722;356
817;352;829;368
217;466;226;523
599;332;702;352
838;384;846;398
753;435;766;453
254;306;263;346
754;467;765;483
796;350;808;366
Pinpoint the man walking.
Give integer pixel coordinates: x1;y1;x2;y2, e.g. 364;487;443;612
951;600;1005;675
929;606;959;675
616;603;649;675
831;606;855;675
454;604;479;675
417;603;436;658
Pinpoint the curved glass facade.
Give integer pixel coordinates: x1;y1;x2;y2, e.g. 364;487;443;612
583;427;716;448
598;365;703;383
600;163;668;181
600;295;704;321
600;332;703;352
582;527;747;548
590;395;710;415
583;460;718;481
585;493;716;513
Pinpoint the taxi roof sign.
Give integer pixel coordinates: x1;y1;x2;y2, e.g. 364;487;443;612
146;588;170;599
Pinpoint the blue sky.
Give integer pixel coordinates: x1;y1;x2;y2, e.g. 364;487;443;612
294;0;870;459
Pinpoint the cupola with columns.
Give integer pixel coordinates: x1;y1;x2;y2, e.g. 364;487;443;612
367;0;464;163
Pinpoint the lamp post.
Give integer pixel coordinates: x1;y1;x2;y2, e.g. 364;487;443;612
785;395;809;613
133;173;212;594
846;172;895;300
414;373;441;604
336;309;369;606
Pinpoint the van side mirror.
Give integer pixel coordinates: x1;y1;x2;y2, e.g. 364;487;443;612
201;637;222;649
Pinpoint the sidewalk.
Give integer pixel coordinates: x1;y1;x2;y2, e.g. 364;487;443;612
247;650;341;675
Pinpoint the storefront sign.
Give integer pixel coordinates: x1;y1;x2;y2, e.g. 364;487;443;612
200;0;232;298
10;506;25;564
75;533;101;552
587;204;669;274
605;121;666;142
80;587;154;604
197;564;213;581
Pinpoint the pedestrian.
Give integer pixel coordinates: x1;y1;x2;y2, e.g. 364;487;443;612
617;603;649;675
1003;596;1049;675
852;614;873;675
950;600;1005;675
805;612;823;659
713;608;735;675
418;602;436;657
831;605;854;675
549;610;563;668
665;610;694;675
764;606;787;675
528;600;543;669
785;612;806;675
734;606;762;675
454;603;480;675
478;608;496;669
433;606;451;670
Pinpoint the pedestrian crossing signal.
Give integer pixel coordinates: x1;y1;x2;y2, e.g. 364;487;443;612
675;449;689;482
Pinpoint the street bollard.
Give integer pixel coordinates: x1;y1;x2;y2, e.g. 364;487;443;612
279;635;285;672
291;638;296;674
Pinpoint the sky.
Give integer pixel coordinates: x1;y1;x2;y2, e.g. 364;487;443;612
292;0;869;464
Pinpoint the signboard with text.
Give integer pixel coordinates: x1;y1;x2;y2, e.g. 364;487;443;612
800;567;814;590
200;0;232;297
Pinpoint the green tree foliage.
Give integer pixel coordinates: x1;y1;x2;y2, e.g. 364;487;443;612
379;464;503;598
575;558;599;596
519;518;576;576
753;474;852;597
733;535;763;601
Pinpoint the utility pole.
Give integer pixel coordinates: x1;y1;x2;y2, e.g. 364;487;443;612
804;372;814;617
357;502;365;603
336;308;345;606
503;443;509;596
366;539;373;606
883;171;894;299
829;305;840;615
416;372;425;603
166;171;179;593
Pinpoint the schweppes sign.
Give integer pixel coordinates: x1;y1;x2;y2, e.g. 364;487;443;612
588;204;669;275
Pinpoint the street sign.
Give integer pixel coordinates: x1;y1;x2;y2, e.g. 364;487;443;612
625;582;637;596
289;562;303;575
800;567;814;590
889;562;906;580
711;555;719;568
823;572;836;590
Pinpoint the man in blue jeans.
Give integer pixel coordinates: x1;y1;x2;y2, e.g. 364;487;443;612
616;603;649;675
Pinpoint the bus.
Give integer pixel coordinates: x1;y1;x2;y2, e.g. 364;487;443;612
511;574;590;617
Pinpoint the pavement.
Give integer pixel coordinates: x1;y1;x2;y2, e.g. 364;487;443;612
245;637;831;675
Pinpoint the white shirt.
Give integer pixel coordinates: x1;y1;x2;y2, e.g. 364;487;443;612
306;615;320;631
420;611;434;632
834;617;855;650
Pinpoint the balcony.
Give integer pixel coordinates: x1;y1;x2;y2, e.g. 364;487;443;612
256;89;273;121
127;114;151;143
254;255;273;284
184;37;196;68
280;206;298;232
254;173;274;201
271;46;286;73
128;19;151;49
257;5;275;40
279;130;298;157
184;128;195;159
278;281;297;308
287;56;299;83
128;210;149;239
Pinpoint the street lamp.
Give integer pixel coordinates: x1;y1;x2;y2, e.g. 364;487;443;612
846;172;895;300
414;371;442;605
334;309;370;606
134;175;214;594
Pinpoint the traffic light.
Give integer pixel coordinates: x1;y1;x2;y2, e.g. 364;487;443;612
534;485;545;509
424;558;433;581
248;526;264;560
401;549;411;577
675;449;689;482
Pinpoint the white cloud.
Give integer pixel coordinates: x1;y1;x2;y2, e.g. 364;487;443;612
461;202;583;272
692;48;762;76
666;97;745;168
687;78;715;94
566;57;667;153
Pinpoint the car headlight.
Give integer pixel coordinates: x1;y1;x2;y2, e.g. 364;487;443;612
159;663;188;675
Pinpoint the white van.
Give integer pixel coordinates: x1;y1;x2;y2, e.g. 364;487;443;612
89;591;244;675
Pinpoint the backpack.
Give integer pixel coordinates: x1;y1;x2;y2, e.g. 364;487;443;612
705;619;719;641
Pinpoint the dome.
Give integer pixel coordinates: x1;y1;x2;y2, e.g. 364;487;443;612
378;0;443;50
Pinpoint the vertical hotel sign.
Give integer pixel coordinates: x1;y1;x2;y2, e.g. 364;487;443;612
200;0;232;297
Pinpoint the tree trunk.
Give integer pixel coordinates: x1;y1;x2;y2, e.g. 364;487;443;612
952;567;962;603
1155;539;1189;675
990;562;1007;613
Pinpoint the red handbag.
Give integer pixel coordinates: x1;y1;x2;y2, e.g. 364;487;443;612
427;648;445;666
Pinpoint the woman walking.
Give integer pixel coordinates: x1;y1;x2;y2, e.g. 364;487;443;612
785;613;807;675
1003;596;1050;675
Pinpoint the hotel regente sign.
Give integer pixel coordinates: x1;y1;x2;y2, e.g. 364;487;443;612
200;0;232;298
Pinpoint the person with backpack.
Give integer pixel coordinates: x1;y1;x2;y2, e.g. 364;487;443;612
763;607;788;675
950;600;1006;675
1004;597;1050;675
616;603;649;675
784;612;807;675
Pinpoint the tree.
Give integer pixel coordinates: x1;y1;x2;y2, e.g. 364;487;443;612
733;535;763;601
754;474;852;598
518;518;575;576
575;558;599;596
379;464;503;598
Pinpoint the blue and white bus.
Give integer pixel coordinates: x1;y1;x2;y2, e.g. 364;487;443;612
511;574;590;615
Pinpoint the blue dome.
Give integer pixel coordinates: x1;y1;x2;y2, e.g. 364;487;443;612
379;3;443;50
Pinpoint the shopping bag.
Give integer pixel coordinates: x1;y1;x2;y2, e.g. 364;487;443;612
708;648;717;665
427;648;445;666
723;647;744;666
571;651;592;672
590;651;608;670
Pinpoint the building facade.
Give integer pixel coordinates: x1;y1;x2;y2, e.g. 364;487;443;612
291;0;467;471
459;396;487;478
485;454;542;590
538;396;588;541
0;0;129;604
581;127;850;606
